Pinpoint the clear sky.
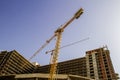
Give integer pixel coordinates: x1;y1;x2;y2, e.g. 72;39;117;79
0;0;120;75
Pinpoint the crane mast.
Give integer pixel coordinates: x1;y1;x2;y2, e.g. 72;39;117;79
49;8;83;80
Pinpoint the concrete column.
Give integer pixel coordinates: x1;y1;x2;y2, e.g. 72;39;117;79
92;52;99;80
35;77;38;80
86;54;90;78
67;76;71;80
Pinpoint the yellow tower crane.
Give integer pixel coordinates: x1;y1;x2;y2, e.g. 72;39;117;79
48;8;83;80
28;8;83;80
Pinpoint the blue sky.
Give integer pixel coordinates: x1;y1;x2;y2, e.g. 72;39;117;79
0;0;120;75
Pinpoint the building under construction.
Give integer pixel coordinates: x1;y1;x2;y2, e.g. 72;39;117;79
0;46;119;80
86;46;118;80
34;57;87;77
34;46;118;80
0;50;35;75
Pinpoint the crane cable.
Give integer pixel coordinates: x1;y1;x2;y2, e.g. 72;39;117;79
28;34;56;61
46;37;89;54
61;37;89;49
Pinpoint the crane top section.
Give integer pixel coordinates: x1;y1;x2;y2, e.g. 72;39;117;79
55;8;83;33
29;8;83;62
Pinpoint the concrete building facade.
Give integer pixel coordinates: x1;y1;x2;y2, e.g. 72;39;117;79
86;46;117;80
0;73;94;80
34;57;87;77
0;50;35;75
34;46;118;80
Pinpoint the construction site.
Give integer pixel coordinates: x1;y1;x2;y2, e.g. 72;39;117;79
0;8;119;80
0;47;119;80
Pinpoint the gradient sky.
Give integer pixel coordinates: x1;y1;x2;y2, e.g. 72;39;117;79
0;0;120;76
